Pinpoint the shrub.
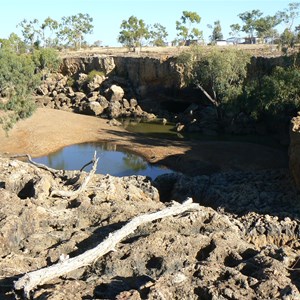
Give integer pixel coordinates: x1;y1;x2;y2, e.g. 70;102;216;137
241;66;300;121
86;70;105;82
0;48;40;131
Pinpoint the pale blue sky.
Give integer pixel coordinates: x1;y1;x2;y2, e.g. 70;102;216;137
0;0;294;46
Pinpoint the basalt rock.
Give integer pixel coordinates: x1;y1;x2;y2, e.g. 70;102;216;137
35;72;155;120
1;156;300;299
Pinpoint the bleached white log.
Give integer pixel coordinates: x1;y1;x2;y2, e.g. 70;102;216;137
14;198;199;298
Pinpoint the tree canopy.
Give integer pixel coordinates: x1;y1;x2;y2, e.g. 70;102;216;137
17;14;93;50
118;16;149;49
178;46;251;108
176;11;203;45
208;20;223;43
238;10;263;43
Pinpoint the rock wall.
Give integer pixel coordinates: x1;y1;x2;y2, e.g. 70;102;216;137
289;113;300;190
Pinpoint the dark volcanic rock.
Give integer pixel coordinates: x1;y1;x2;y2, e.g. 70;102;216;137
0;157;300;299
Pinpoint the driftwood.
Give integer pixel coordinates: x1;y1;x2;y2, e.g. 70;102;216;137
14;198;200;298
10;154;59;175
50;153;99;199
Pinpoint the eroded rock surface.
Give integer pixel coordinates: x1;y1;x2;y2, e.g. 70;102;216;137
0;157;300;299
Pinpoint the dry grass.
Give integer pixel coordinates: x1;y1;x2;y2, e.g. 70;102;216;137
59;44;288;59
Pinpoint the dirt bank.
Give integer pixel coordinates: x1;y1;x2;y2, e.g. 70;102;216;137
0;108;288;175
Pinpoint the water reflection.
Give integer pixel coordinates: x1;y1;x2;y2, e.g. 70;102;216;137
34;142;172;179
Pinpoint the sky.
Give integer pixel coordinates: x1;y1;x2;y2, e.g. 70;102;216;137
0;0;294;46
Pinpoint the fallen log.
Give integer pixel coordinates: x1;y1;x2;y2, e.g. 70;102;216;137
14;198;199;298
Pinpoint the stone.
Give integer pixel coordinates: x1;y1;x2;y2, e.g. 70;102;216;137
87;74;105;92
108;100;122;118
105;84;125;102
0;157;300;299
82;101;104;116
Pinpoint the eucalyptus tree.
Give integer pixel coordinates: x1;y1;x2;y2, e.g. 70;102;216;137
175;11;202;45
207;20;223;43
277;2;300;30
118;15;149;49
229;24;242;41
178;46;250;110
238;10;263;43
255;15;281;41
58;13;93;49
149;23;168;46
17;18;41;49
41;17;59;47
0;33;26;54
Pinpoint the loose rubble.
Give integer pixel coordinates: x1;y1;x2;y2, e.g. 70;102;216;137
35;73;156;122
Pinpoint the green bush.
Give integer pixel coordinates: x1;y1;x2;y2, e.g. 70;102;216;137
32;48;62;76
178;46;250;108
0;48;40;131
86;70;105;82
241;66;300;120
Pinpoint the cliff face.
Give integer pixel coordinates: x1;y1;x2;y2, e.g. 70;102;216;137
290;114;300;190
61;55;184;98
61;54;292;102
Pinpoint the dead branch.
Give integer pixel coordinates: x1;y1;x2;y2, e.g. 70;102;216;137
50;154;98;199
10;154;59;175
14;198;200;298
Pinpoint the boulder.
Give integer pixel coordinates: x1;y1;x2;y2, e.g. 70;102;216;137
105;84;125;102
107;100;122;118
81;101;104;116
98;95;109;109
87;91;100;102
87;74;105;92
289;113;300;190
73;92;87;104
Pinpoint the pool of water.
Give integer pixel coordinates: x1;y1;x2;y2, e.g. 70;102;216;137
124;120;286;149
34;142;173;179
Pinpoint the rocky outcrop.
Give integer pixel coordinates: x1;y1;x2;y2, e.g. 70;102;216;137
1;156;300;299
289;113;300;190
35;73;156;121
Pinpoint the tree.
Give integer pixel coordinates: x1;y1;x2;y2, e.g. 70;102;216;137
277;2;300;30
0;33;26;54
229;24;241;38
280;28;295;49
255;15;280;41
149;23;168;46
178;46;250;109
118;16;149;49
238;10;263;43
0;48;41;130
41;17;59;47
295;25;300;42
58;13;93;49
243;66;300;120
176;11;202;45
32;48;61;78
207;20;223;43
17;18;41;49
